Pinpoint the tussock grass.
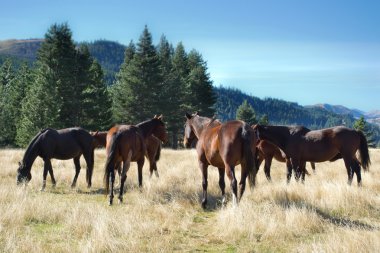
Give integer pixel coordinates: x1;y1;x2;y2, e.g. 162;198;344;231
0;148;379;252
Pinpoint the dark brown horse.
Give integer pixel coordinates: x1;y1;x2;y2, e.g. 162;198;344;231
91;131;162;178
253;125;370;185
184;112;258;208
16;128;95;190
104;115;168;205
256;139;315;181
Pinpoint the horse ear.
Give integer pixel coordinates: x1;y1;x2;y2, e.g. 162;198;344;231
157;114;163;120
194;111;199;116
95;131;99;136
185;112;192;119
154;115;158;119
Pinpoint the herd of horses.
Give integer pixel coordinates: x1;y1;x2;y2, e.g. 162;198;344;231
16;113;371;207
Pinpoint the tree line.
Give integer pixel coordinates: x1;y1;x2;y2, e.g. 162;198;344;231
0;23;215;148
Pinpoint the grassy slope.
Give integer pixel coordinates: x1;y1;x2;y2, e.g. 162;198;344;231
0;149;379;252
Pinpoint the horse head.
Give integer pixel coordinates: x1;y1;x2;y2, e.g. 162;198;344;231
184;112;199;148
152;115;168;144
16;161;32;185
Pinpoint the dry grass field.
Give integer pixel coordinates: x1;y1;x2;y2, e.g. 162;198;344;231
0;148;379;252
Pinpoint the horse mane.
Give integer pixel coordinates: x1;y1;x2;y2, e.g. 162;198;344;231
22;128;51;164
136;118;164;138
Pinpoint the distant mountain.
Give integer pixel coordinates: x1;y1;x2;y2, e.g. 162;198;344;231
306;103;364;118
0;39;43;60
307;103;380;128
0;39;125;84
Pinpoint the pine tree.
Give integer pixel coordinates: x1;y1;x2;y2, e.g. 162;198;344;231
16;62;61;146
0;59;16;145
36;23;78;127
354;116;376;147
112;41;136;123
186;49;215;116
157;36;185;148
82;60;112;130
112;26;163;124
259;114;269;125
236;100;257;125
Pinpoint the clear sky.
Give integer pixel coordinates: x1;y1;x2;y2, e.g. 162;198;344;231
1;0;379;111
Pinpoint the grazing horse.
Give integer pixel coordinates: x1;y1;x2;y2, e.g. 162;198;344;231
256;139;315;181
16;128;95;190
253;125;370;185
184;112;258;208
91;131;162;178
104;115;168;205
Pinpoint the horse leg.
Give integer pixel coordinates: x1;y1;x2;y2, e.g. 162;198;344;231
71;156;81;188
264;157;272;182
41;159;49;191
137;158;145;187
238;165;248;201
153;161;159;178
225;164;238;206
343;157;354;186
83;150;94;188
310;162;316;174
47;161;56;187
118;159;130;204
218;167;226;205
301;161;306;183
352;159;362;186
109;169;115;205
292;159;301;182
286;159;292;184
199;160;208;209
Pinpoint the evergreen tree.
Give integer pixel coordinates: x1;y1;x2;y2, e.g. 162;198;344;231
259;114;269;125
112;41;136;123
236;100;257;125
16;61;60;146
35;23;78;127
82;60;112;130
186;49;215;116
112;26;163;124
354;116;376;147
0;59;16;145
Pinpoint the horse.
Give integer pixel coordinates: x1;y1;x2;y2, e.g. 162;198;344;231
184;112;258;208
16;127;95;190
104;115;168;205
255;139;315;181
91;131;162;178
253;125;371;185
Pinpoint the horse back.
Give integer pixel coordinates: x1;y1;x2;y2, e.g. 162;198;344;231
106;125;146;163
39;128;92;160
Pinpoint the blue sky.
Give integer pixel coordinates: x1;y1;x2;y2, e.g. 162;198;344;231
1;0;379;111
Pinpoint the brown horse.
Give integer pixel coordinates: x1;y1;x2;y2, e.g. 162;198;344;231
91;131;162;178
184;112;258;208
16;128;95;190
256;139;315;181
104;115;168;205
253;125;370;185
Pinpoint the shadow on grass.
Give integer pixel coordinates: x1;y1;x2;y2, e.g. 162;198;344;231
274;196;378;231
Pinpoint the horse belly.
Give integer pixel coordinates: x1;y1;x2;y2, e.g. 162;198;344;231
302;145;339;162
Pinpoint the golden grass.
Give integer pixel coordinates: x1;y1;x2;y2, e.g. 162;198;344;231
0;148;379;252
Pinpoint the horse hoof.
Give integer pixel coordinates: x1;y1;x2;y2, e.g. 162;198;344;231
201;200;207;209
40;187;45;192
154;171;159;178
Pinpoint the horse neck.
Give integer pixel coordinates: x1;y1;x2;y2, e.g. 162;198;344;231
98;132;108;147
261;126;290;151
22;141;40;172
137;120;156;139
191;117;220;139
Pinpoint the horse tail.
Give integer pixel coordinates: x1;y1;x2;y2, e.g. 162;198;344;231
103;131;122;195
357;130;371;171
242;124;257;188
155;142;161;161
